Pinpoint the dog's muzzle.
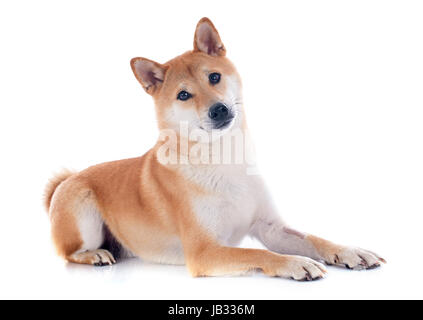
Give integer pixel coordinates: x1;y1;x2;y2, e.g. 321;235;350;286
208;103;234;129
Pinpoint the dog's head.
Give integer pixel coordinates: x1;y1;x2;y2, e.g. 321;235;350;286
131;18;244;136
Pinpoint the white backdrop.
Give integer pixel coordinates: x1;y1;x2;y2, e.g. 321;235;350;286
0;0;422;299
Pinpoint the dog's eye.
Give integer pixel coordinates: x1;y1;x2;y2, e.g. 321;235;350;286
209;72;221;85
177;91;192;101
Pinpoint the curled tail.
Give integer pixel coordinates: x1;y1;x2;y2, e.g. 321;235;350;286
43;169;75;212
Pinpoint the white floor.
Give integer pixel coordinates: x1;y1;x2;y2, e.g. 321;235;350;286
0;233;416;300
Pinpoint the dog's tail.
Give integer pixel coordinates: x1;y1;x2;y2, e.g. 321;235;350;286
43;169;75;212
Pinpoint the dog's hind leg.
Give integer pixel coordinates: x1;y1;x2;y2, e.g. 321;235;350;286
47;176;116;266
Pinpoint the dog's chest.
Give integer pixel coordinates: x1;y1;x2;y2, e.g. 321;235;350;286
182;165;258;246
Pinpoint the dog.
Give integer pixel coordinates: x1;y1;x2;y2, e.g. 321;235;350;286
44;17;385;281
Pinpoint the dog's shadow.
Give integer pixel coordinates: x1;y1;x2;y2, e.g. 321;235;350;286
65;257;187;282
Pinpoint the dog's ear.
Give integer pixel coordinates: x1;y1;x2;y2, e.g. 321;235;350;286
193;18;226;57
130;57;167;94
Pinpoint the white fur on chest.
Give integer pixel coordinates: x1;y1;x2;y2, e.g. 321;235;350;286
181;164;260;246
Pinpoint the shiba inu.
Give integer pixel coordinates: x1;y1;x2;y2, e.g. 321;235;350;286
44;17;385;281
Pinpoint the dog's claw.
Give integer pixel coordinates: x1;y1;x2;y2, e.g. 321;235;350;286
334;254;340;264
92;251;115;267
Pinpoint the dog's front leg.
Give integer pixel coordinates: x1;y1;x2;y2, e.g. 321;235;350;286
180;231;326;281
251;212;385;270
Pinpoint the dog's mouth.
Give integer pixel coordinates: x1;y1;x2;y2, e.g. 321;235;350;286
214;116;235;130
199;115;235;132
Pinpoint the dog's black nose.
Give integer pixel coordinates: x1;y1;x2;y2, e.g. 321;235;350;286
208;103;230;124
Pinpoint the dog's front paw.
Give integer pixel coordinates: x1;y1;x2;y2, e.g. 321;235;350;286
274;256;327;281
326;247;386;270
